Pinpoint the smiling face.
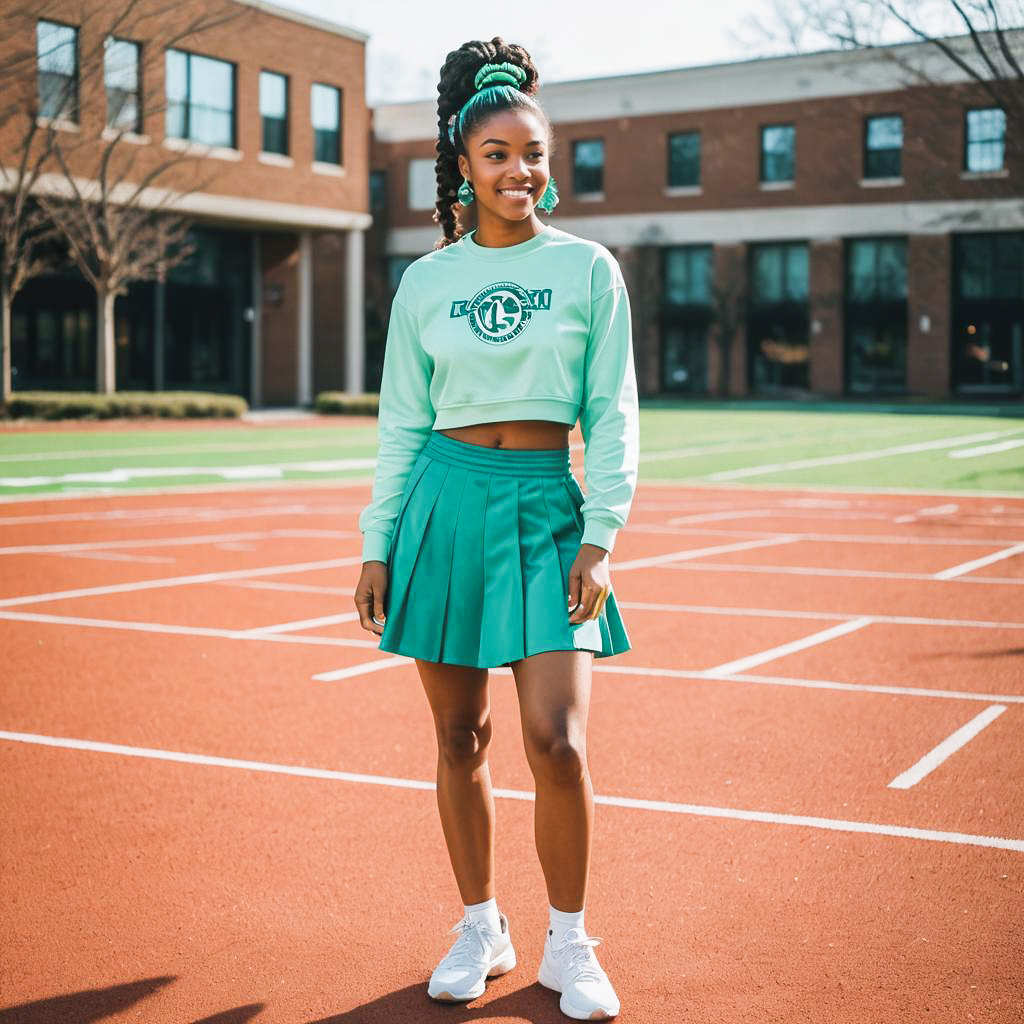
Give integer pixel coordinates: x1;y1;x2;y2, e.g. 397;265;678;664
457;107;551;227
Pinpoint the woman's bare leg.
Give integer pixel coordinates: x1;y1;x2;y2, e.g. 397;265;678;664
510;649;594;912
416;658;494;905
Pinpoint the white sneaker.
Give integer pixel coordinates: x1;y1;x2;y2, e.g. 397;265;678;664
538;926;620;1020
427;911;517;1002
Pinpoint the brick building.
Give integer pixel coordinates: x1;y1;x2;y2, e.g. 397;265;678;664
2;0;370;405
369;34;1024;400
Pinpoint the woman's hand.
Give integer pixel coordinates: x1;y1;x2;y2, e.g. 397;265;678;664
567;543;612;624
355;561;389;636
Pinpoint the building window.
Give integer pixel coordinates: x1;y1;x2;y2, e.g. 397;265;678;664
407;158;436;210
312;83;341;164
662;246;713;393
104;38;141;133
845;238;908;395
165;49;236;148
760;124;795;183
370;169;387;211
667;131;700;187
37;20;78;123
258;71;288;155
572;139;604;195
747;242;810;392
965;107;1006;172
864;115;902;178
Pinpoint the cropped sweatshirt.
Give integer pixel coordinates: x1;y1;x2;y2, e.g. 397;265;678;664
358;223;640;564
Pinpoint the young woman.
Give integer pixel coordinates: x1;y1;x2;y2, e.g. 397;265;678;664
353;37;639;1022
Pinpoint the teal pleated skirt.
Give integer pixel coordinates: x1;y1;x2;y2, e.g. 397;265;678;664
378;430;631;669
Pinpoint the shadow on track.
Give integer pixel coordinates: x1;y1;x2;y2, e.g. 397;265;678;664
0;976;176;1024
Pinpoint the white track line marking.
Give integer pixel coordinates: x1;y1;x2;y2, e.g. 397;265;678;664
892;503;959;524
60;551;177;564
1;730;1020;852
704;618;873;675
0;556;363;609
661;561;1024;585
0;458;377;488
616;600;1024;630
0;609;379;648
949;439;1024;459
0;438;372;464
219;581;355;596
633;525;1024;548
706;430;1022;480
613;535;798;571
887;705;1008;789
0;529;348;556
242;612;361;635
3;607;1021;703
933;542;1024;580
665;509;779;525
313;658;408;681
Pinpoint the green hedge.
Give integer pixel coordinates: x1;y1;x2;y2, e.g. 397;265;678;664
2;390;248;420
314;391;380;415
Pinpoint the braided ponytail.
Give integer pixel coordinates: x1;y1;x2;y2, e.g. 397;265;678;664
432;37;546;249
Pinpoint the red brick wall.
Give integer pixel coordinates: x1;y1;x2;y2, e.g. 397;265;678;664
809;239;844;396
907;234;952;396
260;231;298;405
312;232;347;393
2;0;369;216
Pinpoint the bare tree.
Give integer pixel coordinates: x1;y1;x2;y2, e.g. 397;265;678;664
3;0;243;394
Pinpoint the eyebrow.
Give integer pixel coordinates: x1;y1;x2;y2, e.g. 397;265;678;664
479;138;545;147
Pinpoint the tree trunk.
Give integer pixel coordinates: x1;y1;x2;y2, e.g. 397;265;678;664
1;276;11;406
96;287;116;394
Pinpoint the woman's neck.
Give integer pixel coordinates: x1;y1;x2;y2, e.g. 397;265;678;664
472;211;546;249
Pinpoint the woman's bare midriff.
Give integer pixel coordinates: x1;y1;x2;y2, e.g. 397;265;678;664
437;419;571;450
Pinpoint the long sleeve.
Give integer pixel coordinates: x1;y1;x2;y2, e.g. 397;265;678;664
578;271;640;555
358;282;435;563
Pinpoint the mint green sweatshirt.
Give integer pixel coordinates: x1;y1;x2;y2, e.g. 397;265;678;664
358;223;640;564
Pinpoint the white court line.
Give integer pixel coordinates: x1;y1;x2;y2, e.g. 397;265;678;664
314;658;408;681
0;555;363;609
933;542;1024;581
949;439;1024;459
704;618;873;676
4;607;1022;704
661;561;1024;585
1;729;1021;853
616;600;1024;630
888;705;1008;789
632;524;1024;548
706;430;1022;480
613;535;798;571
242;611;361;635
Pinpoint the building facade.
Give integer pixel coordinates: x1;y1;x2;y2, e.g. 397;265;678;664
2;0;370;404
369;35;1024;400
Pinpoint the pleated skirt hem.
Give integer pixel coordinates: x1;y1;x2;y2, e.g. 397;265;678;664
377;430;631;670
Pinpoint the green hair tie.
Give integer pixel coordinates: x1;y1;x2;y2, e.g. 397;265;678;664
473;61;526;92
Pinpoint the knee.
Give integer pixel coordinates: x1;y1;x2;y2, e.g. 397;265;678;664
529;733;587;787
436;715;492;767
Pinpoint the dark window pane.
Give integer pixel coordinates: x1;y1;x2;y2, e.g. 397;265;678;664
572;139;603;195
104;38;140;132
966;108;1006;171
664;246;712;306
260;71;288;155
864;115;902;178
165;49;234;147
667;131;700;187
37;20;78;122
312;83;341;164
760;124;794;182
370;170;387;210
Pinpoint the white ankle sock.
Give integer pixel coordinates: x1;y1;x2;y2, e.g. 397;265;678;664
548;903;585;947
464;896;501;934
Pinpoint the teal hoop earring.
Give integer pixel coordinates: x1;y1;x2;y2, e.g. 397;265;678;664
536;176;559;213
457;177;475;205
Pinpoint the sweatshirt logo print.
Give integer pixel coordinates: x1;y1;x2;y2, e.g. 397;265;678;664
449;281;553;345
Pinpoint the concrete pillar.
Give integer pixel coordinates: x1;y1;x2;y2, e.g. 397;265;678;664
345;227;365;393
297;230;313;406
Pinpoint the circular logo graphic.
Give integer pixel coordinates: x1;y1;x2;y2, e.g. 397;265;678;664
465;281;534;345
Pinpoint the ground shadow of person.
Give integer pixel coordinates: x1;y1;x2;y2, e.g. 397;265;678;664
0;976;176;1024
307;978;573;1024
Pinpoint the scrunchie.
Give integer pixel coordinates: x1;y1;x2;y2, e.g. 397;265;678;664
448;61;528;145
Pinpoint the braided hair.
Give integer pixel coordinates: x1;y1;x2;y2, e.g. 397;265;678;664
432;38;551;249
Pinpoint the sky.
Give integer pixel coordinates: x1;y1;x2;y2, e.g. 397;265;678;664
267;0;975;106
